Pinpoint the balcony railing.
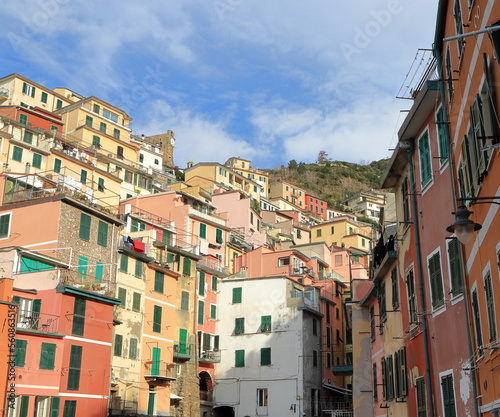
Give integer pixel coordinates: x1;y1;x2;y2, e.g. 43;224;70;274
197;257;228;275
59;268;115;297
199;350;221;363
173;343;194;359
144;362;176;383
200;390;213;402
109;399;138;416
16;310;59;333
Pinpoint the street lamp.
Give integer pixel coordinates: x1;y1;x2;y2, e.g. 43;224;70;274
446;205;482;245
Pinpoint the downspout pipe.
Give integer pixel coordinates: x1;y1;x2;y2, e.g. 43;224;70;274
432;26;480;417
407;142;434;417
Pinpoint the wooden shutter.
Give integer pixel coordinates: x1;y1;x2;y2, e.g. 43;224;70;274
20;396;29;417
0;213;10;237
40;343;56;369
118;288;126;306
181;291;189;310
419;131;432;186
134;259;142;277
79;213;91;240
97;221;108;247
448;239;463;293
199;271;205;296
72;298;85;336
261;347;271;365
233;287;242;303
484;273;497;342
210;304;217;319
132;292;141;312
198;300;204;325
203;333;211;351
63;400;76;417
471;289;484;352
381;357;386;401
211;276;218;291
120;253;128;272
15;339;27;367
50;397;60;417
129;338;138;359
153;305;162;333
235;349;245;367
235;318;244;334
154;271;164;293
95;262;104;282
179;328;188;354
216;229;223;243
68;345;82;390
429;253;444;309
114;334;123;356
151;347;161;376
199;223;207;238
182;257;191;276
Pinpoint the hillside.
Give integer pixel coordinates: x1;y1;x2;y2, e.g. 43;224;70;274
266;158;390;211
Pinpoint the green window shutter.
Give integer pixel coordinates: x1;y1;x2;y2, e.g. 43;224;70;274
198;300;205;325
153;305;162;333
419;131;432;186
85;115;93;127
118;287;126;306
199;271;205;296
199;223;207;239
437;106;449;162
151;347;161;375
13;146;23;161
56;99;62;110
79;213;91;240
72;298;86;336
129;338;138;359
260;347;271;365
134;259;143;277
179;328;188;354
41;91;48;104
210;304;217;319
261;315;272;332
235;349;245;367
40;343;56;369
113;128;120;139
211;276;218;291
183;257;191;276
162;231;171;245
216;229;223;243
77;256;88;279
68;345;82;390
233;287;242;303
92;135;100;148
95;262;103;282
54;158;62;173
50;397;60;417
80;169;87;184
235;317;244;334
429;252;444;309
62;400;76;417
472;289;483;349
23;131;33;144
181;291;189;310
20;256;54;273
0;213;10;238
32;153;42;168
132;292;141;312
93;104;100;114
448;239;463;293
20;396;29;417
100;122;106;133
19;114;28;125
154;271;164;293
441;374;456;417
214;335;219;351
203;333;211;351
484;273;497;342
114;334;123;356
30;86;36;98
120;253;128;272
97;221;108;247
15;339;27;367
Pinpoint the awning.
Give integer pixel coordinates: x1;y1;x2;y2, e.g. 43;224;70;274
170;393;183;400
323;384;352;396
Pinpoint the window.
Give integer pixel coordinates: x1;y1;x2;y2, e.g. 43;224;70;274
406;269;418;324
117;146;124;159
484;272;497;342
85;115;93;127
326;327;332;347
370;307;376;341
95;262;103;282
233;287;242;303
211;276;218;291
394;348;407;398
54;158;62;174
12;146;23;162
113;128;120;139
93;104;100;114
80;169;87;184
471;288;484;355
235;349;245;367
180;291;190;311
402;178;410;223
316;229;322;237
22;82;35;97
34;396;50;417
153;305;162;333
418;131;432;187
0;213;11;239
67;345;82;390
178;328;188;354
41;91;48;103
118;287;126;306
131;219;146;232
79;213;91;241
72;298;86;336
55;99;63;110
335;254;343;267
445;46;453;102
99;122;106;133
102;108;119;122
97;221;108;247
15;339;27;367
133;259;142;278
49;397;60;417
216;229;223;244
447;238;463;294
312;350;318;367
261;315;271;332
235;317;244;334
391;267;399;309
198;300;204;324
441;374;457;417
379;283;387;327
257;388;268;407
130;338;138;359
63;400;76;417
260;348;271;366
19;114;28;125
453;0;465;57
114;334;123;356
199;271;205;296
436;107;448;164
39;343;56;370
132;292;141;312
139;153;144;163
92;135;101;148
154;271;164;293
296;229;301;239
373;363;378;402
182;257;191;275
77;256;88;279
416;377;427;417
23;130;33;144
383;355;394;401
278;257;290;267
210;304;217;319
428;251;444;309
312;318;317;335
120;254;128;272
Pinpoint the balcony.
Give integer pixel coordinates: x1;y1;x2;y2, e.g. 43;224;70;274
332;345;353;376
197;257;228;275
188;206;226;227
16;310;60;334
144;362;176;386
173;343;194;360
59;268;115;297
199;350;221;363
372;250;397;281
109;399;138;416
200;390;213;402
0;88;8;103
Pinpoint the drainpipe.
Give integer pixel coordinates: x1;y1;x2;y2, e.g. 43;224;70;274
432;43;480;417
407;143;434;417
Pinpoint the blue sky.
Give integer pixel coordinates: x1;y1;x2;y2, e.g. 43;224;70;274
1;0;438;169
